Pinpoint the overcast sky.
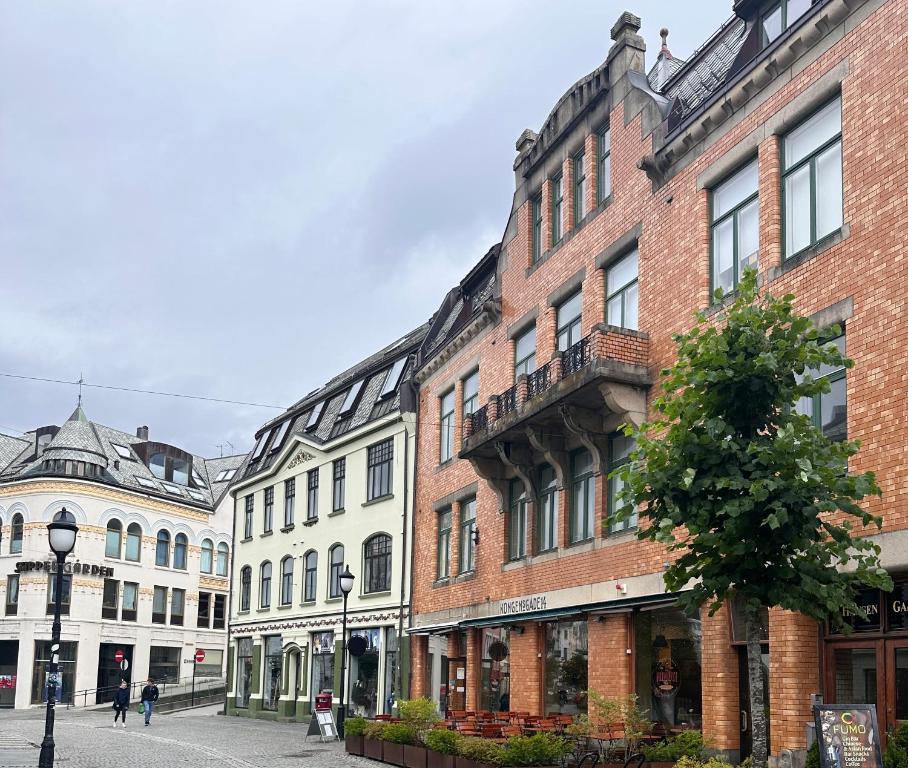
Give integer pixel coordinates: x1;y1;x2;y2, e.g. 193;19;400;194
0;0;730;458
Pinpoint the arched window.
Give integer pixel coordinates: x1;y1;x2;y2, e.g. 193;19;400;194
303;550;317;602
240;566;251;612
10;513;23;554
363;534;392;594
105;520;123;558
328;544;344;598
155;530;171;567
173;533;188;570
216;542;229;576
200;539;214;574
125;523;142;562
260;561;272;608
280;556;294;606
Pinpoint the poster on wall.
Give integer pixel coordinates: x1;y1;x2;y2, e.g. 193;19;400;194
813;705;883;768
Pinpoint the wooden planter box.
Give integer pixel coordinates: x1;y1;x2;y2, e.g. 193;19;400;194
403;744;428;768
383;742;406;766
345;734;364;755
364;737;384;760
426;750;455;768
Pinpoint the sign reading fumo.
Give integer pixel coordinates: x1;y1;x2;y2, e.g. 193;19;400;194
814;705;883;768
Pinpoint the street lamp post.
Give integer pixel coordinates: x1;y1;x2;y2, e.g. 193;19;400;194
336;566;355;738
38;507;79;768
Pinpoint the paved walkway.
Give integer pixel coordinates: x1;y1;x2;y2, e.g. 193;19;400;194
0;706;376;767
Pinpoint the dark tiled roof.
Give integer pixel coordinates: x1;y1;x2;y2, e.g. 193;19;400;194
647;51;687;92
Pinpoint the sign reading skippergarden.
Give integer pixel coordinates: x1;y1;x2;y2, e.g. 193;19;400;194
814;705;883;768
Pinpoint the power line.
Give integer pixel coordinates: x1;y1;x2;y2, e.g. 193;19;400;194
0;371;287;410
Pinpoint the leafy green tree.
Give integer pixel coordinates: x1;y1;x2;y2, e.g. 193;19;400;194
614;271;890;768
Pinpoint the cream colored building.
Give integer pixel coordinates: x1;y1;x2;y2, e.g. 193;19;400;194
226;325;426;720
0;406;244;709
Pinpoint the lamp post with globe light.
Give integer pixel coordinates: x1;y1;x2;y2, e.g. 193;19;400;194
38;507;78;768
337;565;355;737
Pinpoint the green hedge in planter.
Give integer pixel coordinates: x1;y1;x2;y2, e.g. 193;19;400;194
501;734;569;766
425;730;463;755
345;717;369;737
641;731;706;762
382;723;419;745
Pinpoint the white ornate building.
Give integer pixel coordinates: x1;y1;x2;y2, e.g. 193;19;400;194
0;405;245;709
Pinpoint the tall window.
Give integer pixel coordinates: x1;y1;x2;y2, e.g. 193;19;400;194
243;495;253;539
263;486;274;532
459;498;476;573
280;556;294;606
440;389;455;463
796;334;847;441
307;469;319;520
608;434;637;532
437;509;452;579
514;326;536;378
236;638;253;709
328;544;344;598
597;126;611;203
122;581;138;622
783;96;843;258
333;458;346;511
47;573;72;616
507;480;527;561
200;539;214;574
284;478;295;527
10;513;22;554
155;530;170;567
170;588;185;626
712;160;759;296
364;534;392;593
105;520;122;558
102;579;119;620
762;0;812;46
304;550;318;602
574;151;587;224
173;533;188;570
556;291;583;352
5;575;19;616
152;586;167;624
462;370;479;420
537;465;558;553
213;594;226;629
531;194;543;264
551;173;564;245
570;449;595;543
216;543;229;576
198;592;211;628
260;561;272;608
239;566;251;612
125;523;142;562
606;249;639;330
367;439;393;500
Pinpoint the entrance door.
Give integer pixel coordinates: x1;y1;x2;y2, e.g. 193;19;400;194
886;639;908;735
737;645;769;759
96;644;134;704
0;641;18;708
444;657;467;714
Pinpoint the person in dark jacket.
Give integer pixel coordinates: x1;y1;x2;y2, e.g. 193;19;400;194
140;678;159;726
112;680;129;728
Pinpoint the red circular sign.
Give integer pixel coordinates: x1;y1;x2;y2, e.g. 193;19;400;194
114;650;124;664
194;649;206;663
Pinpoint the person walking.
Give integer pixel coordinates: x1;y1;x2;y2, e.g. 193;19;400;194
112;680;129;728
140;677;159;726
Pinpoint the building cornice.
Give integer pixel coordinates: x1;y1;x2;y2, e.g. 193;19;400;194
415;303;499;385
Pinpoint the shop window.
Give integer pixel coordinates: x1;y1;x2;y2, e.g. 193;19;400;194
243;495;254;539
459;498;476;573
197;648;223;677
307;469;319;520
32;641;77;705
264;486;274;532
634;605;703;728
200;539;214;574
569;449;595;543
507;480;527;561
280;556;294;606
170;588;185;626
367;439;393;500
333;458;346;512
311;632;335;704
173;533;188;570
236;638;254;709
260;562;272;608
216;542;229;576
711;159;759;297
149;646;180;684
263;635;282;711
440;389;455;463
514;326;536;379
544;620;588;714
304;550;318;602
796;333;846;441
102;579;119;620
152;586;167;624
284;478;295;527
213;594;226;629
364;534;392;594
608;434;637;533
481;628;511;713
783;96;843;258
239;566;251;611
198;591;211;628
105;520;122;558
606;249;639;330
5;575;18;616
125;523;142;562
437;509;452;579
350;628;381;718
556;291;583;353
537;465;558;553
46;573;71;616
384;628;399;714
10;513;23;554
155;529;170;567
329;545;344;598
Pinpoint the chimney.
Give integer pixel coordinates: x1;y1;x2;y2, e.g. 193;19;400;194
607;11;646;86
136;425;149;440
515;128;538;156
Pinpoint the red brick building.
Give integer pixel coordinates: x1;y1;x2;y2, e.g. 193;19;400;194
407;0;907;761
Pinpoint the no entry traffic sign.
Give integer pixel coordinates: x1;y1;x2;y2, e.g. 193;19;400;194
114;649;124;664
194;649;206;664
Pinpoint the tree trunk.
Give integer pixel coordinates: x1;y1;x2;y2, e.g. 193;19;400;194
746;605;768;768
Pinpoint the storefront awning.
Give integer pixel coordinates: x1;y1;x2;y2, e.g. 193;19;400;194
405;620;462;635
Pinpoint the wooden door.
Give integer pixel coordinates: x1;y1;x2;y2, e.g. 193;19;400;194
886;639;908;735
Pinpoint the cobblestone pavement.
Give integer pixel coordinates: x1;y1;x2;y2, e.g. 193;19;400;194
0;706;376;768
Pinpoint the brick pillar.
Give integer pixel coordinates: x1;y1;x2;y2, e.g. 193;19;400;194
595;472;608;539
769;608;820;754
759;136;782;275
510;623;543;714
465;628;481;711
411;634;428;699
588;614;632;708
451;499;463;577
557;472;570;549
540;305;558;364
701;604;741;756
454;378;464;453
589;267;607;327
541;178;553;253
549;352;563;384
516;373;529;409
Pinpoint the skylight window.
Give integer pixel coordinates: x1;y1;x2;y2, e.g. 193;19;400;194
161;482;183;495
251;432;270;461
187;490;206;501
269;419;292;452
339;381;365;416
379;358;407;399
305;402;324;431
215;468;238;482
224;468;237;481
191;469;207;488
112;443;134;460
135;476;157;489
